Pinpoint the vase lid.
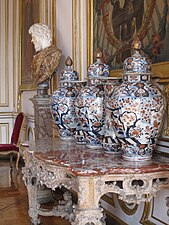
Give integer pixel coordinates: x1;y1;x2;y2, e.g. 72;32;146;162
60;56;79;82
123;38;151;74
87;49;110;78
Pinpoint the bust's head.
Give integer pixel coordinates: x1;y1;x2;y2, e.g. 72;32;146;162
29;23;52;52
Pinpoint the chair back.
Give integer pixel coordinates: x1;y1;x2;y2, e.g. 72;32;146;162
11;112;24;145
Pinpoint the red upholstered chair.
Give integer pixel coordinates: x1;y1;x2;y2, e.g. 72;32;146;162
0;112;24;170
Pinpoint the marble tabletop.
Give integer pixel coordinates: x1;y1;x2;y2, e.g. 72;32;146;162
23;137;169;176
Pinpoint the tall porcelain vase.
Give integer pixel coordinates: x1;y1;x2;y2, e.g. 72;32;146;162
51;57;79;140
75;77;105;148
111;40;166;161
75;49;110;148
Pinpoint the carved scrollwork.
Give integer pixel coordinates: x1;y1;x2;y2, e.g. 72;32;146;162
22;155;78;192
22;140;169;224
29;207;41;225
72;208;106;225
22;164;39;187
95;175;169;205
22;154;78;224
38;191;76;223
95;179;121;194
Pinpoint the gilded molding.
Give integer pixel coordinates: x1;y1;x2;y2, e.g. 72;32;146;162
0;0;9;107
52;0;56;45
72;0;78;72
140;195;152;224
27;126;35;141
18;0;21;88
13;0;17;111
17;92;21;112
101;194;115;207
139;195;167;225
5;0;9;107
151;197;169;225
72;0;88;80
118;199;138;215
87;0;93;66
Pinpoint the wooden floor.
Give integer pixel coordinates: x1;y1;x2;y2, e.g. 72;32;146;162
0;159;118;225
0;160;72;225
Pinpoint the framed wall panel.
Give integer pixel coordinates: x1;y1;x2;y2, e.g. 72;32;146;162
0;1;9;107
19;0;39;91
18;0;58;92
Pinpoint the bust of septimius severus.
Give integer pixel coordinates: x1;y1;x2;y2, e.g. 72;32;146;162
29;23;62;84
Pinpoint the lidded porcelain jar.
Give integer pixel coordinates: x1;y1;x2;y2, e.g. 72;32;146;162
111;39;166;161
51;56;79;140
75;49;109;148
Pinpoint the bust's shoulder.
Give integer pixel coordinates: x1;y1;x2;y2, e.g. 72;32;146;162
32;46;62;68
44;45;62;55
31;45;62;84
34;45;62;60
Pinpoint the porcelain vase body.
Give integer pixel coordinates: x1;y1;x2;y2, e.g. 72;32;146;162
51;81;78;140
111;74;165;161
75;78;105;148
102;78;122;153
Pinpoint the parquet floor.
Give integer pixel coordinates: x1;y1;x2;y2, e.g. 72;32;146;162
0;160;70;225
0;159;117;225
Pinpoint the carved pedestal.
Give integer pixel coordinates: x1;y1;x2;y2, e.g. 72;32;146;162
30;95;53;140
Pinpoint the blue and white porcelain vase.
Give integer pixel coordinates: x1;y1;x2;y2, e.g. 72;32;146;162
51;57;79;140
111;39;166;161
102;77;122;153
75;49;109;148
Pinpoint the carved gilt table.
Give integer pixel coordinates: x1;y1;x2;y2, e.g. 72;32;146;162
22;138;169;225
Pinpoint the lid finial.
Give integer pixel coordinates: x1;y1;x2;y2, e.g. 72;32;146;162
65;56;73;67
132;38;142;52
95;48;103;59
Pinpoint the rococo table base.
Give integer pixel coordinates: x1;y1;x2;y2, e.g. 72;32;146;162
21;138;169;225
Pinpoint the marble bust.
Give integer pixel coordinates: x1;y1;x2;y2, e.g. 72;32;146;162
29;23;62;85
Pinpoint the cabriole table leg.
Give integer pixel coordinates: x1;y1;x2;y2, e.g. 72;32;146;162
73;177;106;225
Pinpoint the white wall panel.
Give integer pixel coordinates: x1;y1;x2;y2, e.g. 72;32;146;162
21;91;36;116
0;0;14;111
56;0;73;60
0;0;8;106
13;0;20;110
0;114;13;143
55;0;87;79
0;124;9;143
